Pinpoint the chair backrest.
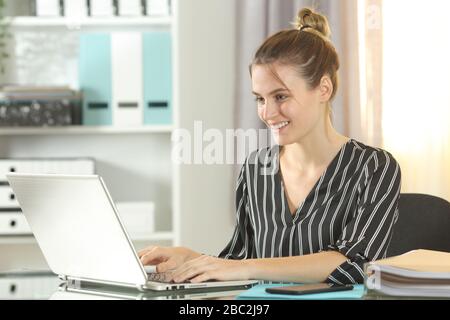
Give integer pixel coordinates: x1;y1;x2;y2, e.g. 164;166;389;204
386;193;450;257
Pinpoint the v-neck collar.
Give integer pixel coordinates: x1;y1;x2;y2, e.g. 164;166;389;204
276;139;353;223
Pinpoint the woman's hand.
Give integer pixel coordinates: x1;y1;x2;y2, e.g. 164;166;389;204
171;255;251;283
138;246;201;273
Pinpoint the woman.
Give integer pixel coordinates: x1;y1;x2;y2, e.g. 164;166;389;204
139;8;401;285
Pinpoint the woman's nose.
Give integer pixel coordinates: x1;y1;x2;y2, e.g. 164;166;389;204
263;101;279;120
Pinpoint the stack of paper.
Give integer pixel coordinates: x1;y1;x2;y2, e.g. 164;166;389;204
365;250;450;298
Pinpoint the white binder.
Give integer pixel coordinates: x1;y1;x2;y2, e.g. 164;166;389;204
117;0;142;16
111;32;144;126
63;0;88;18
146;0;170;16
36;0;61;17
90;0;114;16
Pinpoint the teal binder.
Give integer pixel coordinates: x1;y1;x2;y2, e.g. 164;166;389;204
142;32;172;125
79;33;113;126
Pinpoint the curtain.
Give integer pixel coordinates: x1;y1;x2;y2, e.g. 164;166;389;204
382;0;450;201
234;0;303;133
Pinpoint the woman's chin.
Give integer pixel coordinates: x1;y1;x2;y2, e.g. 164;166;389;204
272;134;293;146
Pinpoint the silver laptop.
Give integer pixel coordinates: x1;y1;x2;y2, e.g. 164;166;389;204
6;173;257;291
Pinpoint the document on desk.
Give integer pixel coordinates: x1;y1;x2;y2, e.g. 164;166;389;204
365;249;450;298
236;284;365;300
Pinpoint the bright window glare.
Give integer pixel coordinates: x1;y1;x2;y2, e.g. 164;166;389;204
383;0;450;197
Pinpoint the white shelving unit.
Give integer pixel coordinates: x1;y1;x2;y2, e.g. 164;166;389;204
5;16;172;28
0;125;173;136
0;0;238;273
0;231;175;245
0;3;178;271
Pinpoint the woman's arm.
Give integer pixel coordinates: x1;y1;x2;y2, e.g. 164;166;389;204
170;251;347;283
244;251;348;283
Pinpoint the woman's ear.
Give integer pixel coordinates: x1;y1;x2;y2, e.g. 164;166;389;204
318;75;333;103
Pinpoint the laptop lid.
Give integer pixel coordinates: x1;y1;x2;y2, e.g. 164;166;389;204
6;173;148;287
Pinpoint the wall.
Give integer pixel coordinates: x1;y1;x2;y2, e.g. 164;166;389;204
176;0;237;255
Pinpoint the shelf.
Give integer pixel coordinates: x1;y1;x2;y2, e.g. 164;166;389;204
131;232;174;242
0;232;175;245
4;16;172;29
0;125;173;135
0;236;35;245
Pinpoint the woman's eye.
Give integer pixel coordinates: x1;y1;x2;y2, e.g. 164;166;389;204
255;97;265;105
275;95;287;102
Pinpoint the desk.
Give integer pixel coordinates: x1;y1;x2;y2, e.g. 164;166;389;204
0;272;247;300
0;271;442;300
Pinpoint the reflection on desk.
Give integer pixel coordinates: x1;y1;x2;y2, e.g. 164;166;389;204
0;271;60;300
54;282;246;300
0;272;247;300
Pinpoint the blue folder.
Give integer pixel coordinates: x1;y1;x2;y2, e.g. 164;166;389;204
79;33;113;126
142;32;173;125
237;283;365;300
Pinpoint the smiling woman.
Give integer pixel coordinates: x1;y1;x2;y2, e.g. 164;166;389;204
139;7;402;286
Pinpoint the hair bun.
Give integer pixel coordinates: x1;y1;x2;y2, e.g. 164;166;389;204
295;8;331;39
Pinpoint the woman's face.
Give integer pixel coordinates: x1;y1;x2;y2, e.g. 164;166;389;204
251;63;326;146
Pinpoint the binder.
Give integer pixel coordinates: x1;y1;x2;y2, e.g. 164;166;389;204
36;0;61;17
145;0;171;16
79;33;113;126
90;0;115;16
63;0;88;18
117;0;143;16
111;32;144;126
142;32;172;125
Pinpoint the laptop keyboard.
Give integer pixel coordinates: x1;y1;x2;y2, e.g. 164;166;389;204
146;272;174;283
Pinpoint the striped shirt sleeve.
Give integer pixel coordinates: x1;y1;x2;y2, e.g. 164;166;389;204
325;150;401;285
218;163;255;260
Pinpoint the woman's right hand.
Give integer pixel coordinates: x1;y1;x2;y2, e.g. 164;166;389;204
138;246;202;273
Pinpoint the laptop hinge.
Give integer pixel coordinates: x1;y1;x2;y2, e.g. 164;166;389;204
58;274;68;281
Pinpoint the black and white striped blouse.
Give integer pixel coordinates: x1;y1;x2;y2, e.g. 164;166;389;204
218;139;402;285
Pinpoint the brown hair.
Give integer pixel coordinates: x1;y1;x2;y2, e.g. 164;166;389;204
250;8;340;103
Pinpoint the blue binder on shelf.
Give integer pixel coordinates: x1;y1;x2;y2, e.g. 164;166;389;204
142;32;173;125
79;33;113;126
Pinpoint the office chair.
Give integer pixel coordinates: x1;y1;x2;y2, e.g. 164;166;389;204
386;193;450;257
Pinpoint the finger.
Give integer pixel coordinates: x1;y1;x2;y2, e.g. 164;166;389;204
138;246;156;258
190;272;214;283
140;248;168;265
156;259;177;273
170;256;199;279
173;260;212;283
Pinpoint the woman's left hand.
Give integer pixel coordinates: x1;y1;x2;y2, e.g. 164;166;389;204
170;255;250;283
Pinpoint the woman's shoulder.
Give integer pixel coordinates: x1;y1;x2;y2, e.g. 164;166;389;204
349;139;400;170
238;146;280;179
244;145;280;167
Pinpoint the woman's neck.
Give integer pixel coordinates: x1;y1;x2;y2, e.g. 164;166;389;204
280;115;349;173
